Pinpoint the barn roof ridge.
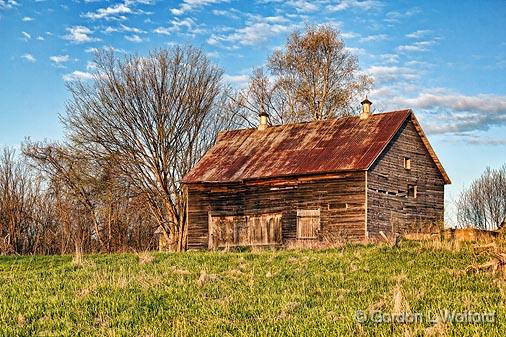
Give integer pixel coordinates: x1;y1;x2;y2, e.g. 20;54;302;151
184;109;451;184
218;109;413;135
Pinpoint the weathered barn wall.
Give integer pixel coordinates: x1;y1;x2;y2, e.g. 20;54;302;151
187;172;366;250
367;119;445;238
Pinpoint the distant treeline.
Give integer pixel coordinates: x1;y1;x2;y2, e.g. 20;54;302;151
0;147;158;254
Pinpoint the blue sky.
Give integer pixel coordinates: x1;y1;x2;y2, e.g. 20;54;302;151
0;0;505;224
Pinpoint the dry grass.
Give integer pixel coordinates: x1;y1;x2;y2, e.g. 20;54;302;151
197;270;219;287
137;251;154;265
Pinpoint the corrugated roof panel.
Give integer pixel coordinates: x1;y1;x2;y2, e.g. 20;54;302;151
183;110;412;183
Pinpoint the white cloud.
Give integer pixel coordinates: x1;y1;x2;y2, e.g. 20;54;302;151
286;0;319;12
153;26;170;35
63;70;94;81
85;47;99;53
396;40;436;53
64;26;96;43
49;54;70;66
170;0;229;16
207;15;298;46
385;89;506;135
21;53;36;63
378;53;399;64
223;73;249;87
119;24;145;33
211;9;240;19
104;24;146;34
82;2;131;20
327;0;381;12
341;31;359;39
36;36;45;41
125;34;142;42
157;17;207;36
0;0;18;9
406;29;432;39
367;65;420;84
21;31;31;39
345;47;365;55
22;16;33;22
359;34;389;43
460;135;506;146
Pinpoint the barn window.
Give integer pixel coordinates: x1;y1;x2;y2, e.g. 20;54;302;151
328;202;347;210
404;157;411;170
407;184;417;198
297;209;320;239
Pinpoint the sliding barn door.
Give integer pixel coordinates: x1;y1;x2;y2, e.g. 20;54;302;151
209;213;282;248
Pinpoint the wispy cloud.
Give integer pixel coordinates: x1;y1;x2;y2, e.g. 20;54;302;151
457;134;506;146
0;0;18;9
153;26;170;35
22;16;34;22
64;26;97;43
21;31;31;40
326;0;381;12
49;54;70;66
211;8;240;19
154;17;207;36
63;70;94;81
222;73;249;87
359;33;389;43
286;0;319;12
82;2;131;20
367;65;420;84
21;53;36;63
125;34;143;42
170;0;230;16
394;90;506;134
396;40;437;53
104;24;146;34
406;29;432;39
207;15;298;47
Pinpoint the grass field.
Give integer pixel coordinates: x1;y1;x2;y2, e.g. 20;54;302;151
0;241;504;336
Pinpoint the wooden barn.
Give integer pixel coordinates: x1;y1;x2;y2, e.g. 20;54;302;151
183;99;451;250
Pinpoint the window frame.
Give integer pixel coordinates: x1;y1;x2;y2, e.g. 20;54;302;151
404;157;411;170
407;184;417;198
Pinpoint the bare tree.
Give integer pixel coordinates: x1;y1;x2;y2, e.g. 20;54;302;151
62;47;230;251
0;148;59;255
23;144;103;255
233;25;373;126
456;165;506;230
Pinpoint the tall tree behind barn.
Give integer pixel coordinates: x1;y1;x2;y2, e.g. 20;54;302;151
233;25;373;126
183;99;451;249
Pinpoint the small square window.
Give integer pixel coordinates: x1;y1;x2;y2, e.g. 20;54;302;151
404;157;411;170
407;184;417;198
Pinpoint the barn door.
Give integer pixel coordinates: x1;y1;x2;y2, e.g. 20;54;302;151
297;209;320;239
208;213;282;248
247;213;282;245
208;214;239;249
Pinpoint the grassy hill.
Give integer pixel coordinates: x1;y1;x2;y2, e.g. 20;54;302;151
0;241;504;336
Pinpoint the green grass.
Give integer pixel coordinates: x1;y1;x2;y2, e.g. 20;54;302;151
0;241;504;336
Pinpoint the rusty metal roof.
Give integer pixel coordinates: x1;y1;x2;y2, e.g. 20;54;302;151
183;109;450;184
